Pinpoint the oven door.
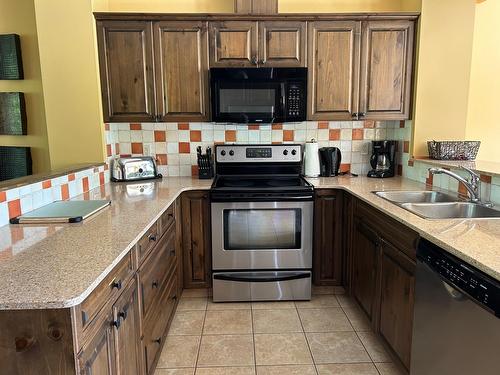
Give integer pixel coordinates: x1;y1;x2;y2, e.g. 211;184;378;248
211;201;313;270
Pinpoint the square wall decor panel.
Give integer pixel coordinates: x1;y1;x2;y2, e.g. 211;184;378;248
0;92;27;135
0;34;24;80
0;146;32;182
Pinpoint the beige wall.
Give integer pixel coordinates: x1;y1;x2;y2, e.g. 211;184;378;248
0;0;50;173
92;0;233;12
33;0;105;170
279;0;421;12
466;0;500;162
411;0;476;157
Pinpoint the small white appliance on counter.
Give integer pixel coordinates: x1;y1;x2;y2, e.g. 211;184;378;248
304;139;320;177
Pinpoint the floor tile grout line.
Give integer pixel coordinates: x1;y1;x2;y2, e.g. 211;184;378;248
192;299;208;373
250;303;257;374
295;302;320;375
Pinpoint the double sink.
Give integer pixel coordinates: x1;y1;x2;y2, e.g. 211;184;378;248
374;191;500;219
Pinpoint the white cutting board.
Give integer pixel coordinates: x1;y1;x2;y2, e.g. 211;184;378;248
10;200;111;224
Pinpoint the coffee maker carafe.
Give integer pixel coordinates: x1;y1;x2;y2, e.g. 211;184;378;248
367;140;396;178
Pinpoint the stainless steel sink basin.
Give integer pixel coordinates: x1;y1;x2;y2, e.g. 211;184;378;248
374;190;459;204
400;202;500;220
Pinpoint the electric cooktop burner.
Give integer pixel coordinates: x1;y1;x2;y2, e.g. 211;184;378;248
212;175;312;191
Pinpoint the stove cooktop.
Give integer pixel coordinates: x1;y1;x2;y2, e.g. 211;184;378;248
211;175;313;192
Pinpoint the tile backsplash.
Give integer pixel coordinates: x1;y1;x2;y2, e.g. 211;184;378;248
105;120;412;177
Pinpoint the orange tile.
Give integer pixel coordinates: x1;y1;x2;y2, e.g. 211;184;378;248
42;180;52;189
106;144;112;157
0;191;6;203
340;163;351;173
104;164;109;171
130;123;142;130
131;142;143;154
82;177;89;193
425;173;433;187
283;130;294;142
403;141;410;153
99;172;105;186
352;129;364;140
272;123;283;130
318;121;329;129
61;184;70;200
364;121;375;128
225;130;236;142
154;131;166;142
179;142;190;153
100;185;106;197
8;199;21;219
104;123;110;131
458;182;469;197
480;174;492;183
83;192;90;200
178;123;189;130
248;124;260;130
190;130;202;142
407;159;415;167
329;129;340;141
191;165;199;176
68;173;75;181
272;141;282;144
156;154;168;165
115;143;120;154
400;121;405;128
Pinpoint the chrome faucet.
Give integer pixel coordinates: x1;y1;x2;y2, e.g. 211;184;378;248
428;166;483;204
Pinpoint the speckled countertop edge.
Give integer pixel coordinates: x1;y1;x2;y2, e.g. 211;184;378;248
0;175;499;310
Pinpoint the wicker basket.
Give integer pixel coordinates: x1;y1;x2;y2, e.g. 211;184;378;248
427;141;481;160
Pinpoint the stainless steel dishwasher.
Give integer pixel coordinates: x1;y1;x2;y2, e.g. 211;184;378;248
411;239;500;375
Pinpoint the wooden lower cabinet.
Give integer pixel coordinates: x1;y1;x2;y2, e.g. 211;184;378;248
349;197;418;373
313;190;343;285
181;191;212;288
378;240;415;371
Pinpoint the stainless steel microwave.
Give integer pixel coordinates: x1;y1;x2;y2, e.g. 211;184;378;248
210;67;307;124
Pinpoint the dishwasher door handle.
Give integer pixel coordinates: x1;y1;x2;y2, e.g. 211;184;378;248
442;280;467;301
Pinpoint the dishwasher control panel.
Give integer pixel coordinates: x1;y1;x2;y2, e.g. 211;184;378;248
418;239;500;317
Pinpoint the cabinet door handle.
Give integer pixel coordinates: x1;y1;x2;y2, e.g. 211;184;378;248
119;309;128;321
358;112;366;118
170;249;176;257
351;112;358;120
152;280;159;289
111;279;122;290
154;337;161;345
148;234;157;242
251;56;258;65
112;319;121;329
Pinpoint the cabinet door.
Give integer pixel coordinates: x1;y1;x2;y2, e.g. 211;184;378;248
379;240;415;371
359;20;415;120
258;21;306;67
209;21;258;67
154;21;209;122
96;21;156;122
313;190;343;285
78;311;116;375
351;218;380;320
307;21;361;120
181;191;212;288
113;279;142;375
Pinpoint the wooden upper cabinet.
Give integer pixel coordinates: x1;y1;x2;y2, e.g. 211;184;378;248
235;0;278;14
209;21;258;67
258;21;306;67
359;20;415;120
154;21;209;122
96;21;156;122
308;21;361;120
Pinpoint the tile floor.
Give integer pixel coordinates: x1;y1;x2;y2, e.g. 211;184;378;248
155;286;405;375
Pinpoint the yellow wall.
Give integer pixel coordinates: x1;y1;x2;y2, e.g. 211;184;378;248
92;0;233;12
411;0;476;157
466;0;500;162
279;0;421;13
33;0;105;170
0;0;50;173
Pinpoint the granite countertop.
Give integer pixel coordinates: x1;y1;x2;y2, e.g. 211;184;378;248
0;175;499;310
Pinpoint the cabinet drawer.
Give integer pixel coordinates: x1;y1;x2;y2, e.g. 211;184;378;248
137;222;159;263
354;200;418;260
139;223;176;318
80;253;134;332
159;204;175;236
143;267;178;374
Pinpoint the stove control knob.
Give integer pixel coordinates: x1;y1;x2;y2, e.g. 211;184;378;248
221;150;226;156
229;150;234;156
291;149;297;156
283;150;289;155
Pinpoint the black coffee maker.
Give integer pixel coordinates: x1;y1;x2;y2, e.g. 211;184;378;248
367;140;396;178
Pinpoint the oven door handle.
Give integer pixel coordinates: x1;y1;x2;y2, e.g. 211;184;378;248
213;272;311;283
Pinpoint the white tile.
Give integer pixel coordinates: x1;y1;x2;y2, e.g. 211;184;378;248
306;121;318;130
169;154;180;165
180;165;192;176
353;121;364;129
167;130;179;141
154;142;167;154
6;188;20;200
117;123;129;130
68;181;78;198
42;189;53;206
19;185;32;197
283;123;295;130
118;130;131;142
329;121;341;129
0;202;9;228
52;187;62;201
225;124;236;130
166;123;178;130
120;143;132;155
249;130;260;143
154;123;167;131
179;154;192;165
31;190;45;210
340;129;352;140
202;123;214;130
341;121;353;128
260;130;272;143
272;130;283;142
214;130;225;142
179;130;190;142
190;123;202;130
295;130;307;142
143;130;154;142
364;129;375;140
329;141;341;148
202;130;214;142
168;165;180;176
294;122;307;130
141;123;155;130
167;143;179;154
130;131;143;142
237;130;249;143
317;129;329;141
306;129;318;141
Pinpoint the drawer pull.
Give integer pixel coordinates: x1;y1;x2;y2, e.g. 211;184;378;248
170;249;176;257
152;280;159;289
172;295;177;301
119;309;128;321
154;337;161;345
148;234;157;242
167;213;174;218
111;279;122;290
112;319;121;329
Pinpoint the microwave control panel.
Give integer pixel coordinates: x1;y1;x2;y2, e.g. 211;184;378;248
286;83;304;119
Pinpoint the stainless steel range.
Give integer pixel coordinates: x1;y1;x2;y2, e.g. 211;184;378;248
210;144;314;302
